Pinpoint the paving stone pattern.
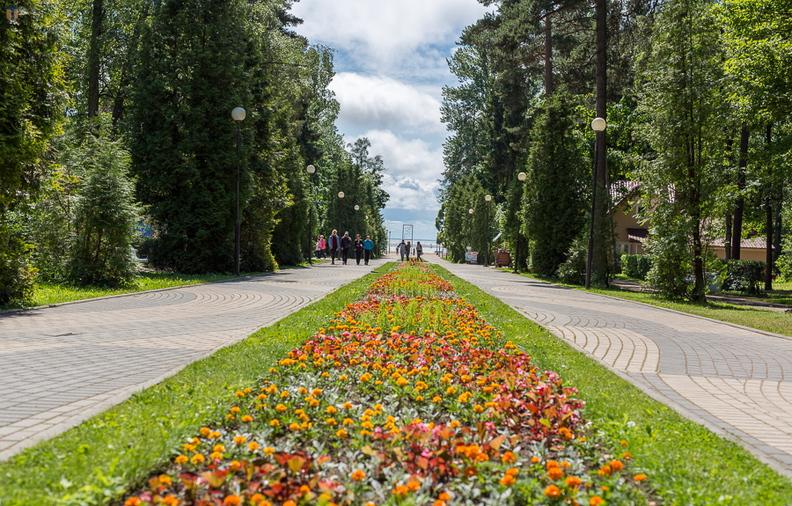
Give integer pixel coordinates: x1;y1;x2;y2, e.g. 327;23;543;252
433;258;792;477
0;260;385;460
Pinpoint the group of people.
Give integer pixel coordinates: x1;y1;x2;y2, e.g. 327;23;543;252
314;230;375;265
396;240;423;262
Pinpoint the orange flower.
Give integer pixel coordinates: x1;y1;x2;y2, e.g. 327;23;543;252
233;435;247;445
589;497;604;506
565;476;582;488
531;456;541;464
124;498;141;506
634;473;648;482
248;441;260;451
223;496;242;506
174;455;188;465
544;485;562;498
351;469;366;481
501;451;517;464
190;453;205;465
609;460;624;472
162;497;179;506
438;491;452;501
241;415;253;423
548;466;565;480
500;474;516;486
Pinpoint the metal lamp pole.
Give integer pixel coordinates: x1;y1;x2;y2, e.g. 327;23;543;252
306;164;316;265
484;194;492;267
514;172;527;272
586;117;606;288
231;106;246;276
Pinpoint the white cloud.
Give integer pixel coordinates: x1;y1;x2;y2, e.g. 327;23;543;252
363;129;444;178
331;73;443;135
292;0;486;68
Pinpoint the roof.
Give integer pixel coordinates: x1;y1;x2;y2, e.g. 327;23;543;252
609;180;641;206
627;228;648;243
708;237;767;249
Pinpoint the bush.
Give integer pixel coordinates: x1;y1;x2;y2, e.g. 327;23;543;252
0;220;37;305
68;136;140;287
645;225;691;299
621;254;652;280
778;234;792;281
557;237;587;285
719;259;764;295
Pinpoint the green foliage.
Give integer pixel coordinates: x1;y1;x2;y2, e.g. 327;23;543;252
437;175;492;263
557;236;588;285
0;221;37;304
635;0;727;301
0;0;67;304
68;135;139;286
644;217;692;299
621;254;652;280
522;91;587;276
719;259;764;294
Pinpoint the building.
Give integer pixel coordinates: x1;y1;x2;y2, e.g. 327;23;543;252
610;181;767;261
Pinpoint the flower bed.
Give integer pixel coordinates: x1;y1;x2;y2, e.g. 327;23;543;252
124;263;648;505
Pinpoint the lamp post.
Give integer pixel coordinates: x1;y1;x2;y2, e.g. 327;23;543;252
586;117;607;288
484;194;492;267
231;106;246;276
306;164;316;265
513;172;527;272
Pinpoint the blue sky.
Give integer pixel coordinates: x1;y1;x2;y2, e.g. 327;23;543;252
290;0;487;241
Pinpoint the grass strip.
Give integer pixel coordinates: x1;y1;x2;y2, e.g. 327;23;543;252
0;264;392;506
510;270;792;337
432;264;792;505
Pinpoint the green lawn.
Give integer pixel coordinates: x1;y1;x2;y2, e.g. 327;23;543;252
0;265;391;506
433;264;792;505
511;270;792;337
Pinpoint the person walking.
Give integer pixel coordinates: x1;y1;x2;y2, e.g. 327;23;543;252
319;235;327;258
416;241;423;262
340;231;352;265
314;235;325;259
405;241;412;261
354;234;364;265
363;235;374;265
328;230;339;264
397;240;406;261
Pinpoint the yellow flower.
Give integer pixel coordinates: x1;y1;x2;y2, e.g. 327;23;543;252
241;415;253;423
233;435;247;445
248;441;260;451
190;453;205;465
174;454;188;465
326;405;338;415
269;419;280;427
336;428;349;438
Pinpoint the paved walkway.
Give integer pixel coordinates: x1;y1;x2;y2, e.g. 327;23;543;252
432;258;792;477
0;260;385;460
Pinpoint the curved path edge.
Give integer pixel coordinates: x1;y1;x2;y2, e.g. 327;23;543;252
0;259;387;461
430;257;792;479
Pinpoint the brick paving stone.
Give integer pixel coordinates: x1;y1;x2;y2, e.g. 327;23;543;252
432;257;792;477
0;260;386;461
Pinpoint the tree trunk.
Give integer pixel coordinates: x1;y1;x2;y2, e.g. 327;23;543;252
731;122;749;259
764;123;773;291
87;0;104;118
590;0;609;287
543;10;554;95
724;212;732;260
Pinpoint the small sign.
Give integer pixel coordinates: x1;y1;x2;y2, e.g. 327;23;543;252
465;251;478;264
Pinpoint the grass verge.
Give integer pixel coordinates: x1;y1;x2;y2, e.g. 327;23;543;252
0;264;391;506
432;264;792;505
509;269;792;337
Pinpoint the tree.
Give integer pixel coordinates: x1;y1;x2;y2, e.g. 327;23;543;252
69;134;139;286
521;90;588;276
635;0;725;301
0;0;67;303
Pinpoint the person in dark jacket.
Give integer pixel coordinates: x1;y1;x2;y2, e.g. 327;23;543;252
416;241;423;261
397;240;406;261
328;229;340;264
354;234;364;265
363;235;374;265
405;240;412;260
340;231;352;265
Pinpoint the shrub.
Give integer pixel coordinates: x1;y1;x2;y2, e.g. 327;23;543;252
68;136;140;287
645;226;690;299
557;237;587;285
719;259;764;295
0;220;37;305
621;254;652;280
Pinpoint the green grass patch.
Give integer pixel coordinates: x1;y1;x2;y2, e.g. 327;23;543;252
0;264;393;506
509;269;792;337
432;264;792;505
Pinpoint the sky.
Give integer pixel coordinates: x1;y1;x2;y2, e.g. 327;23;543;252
290;0;488;241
